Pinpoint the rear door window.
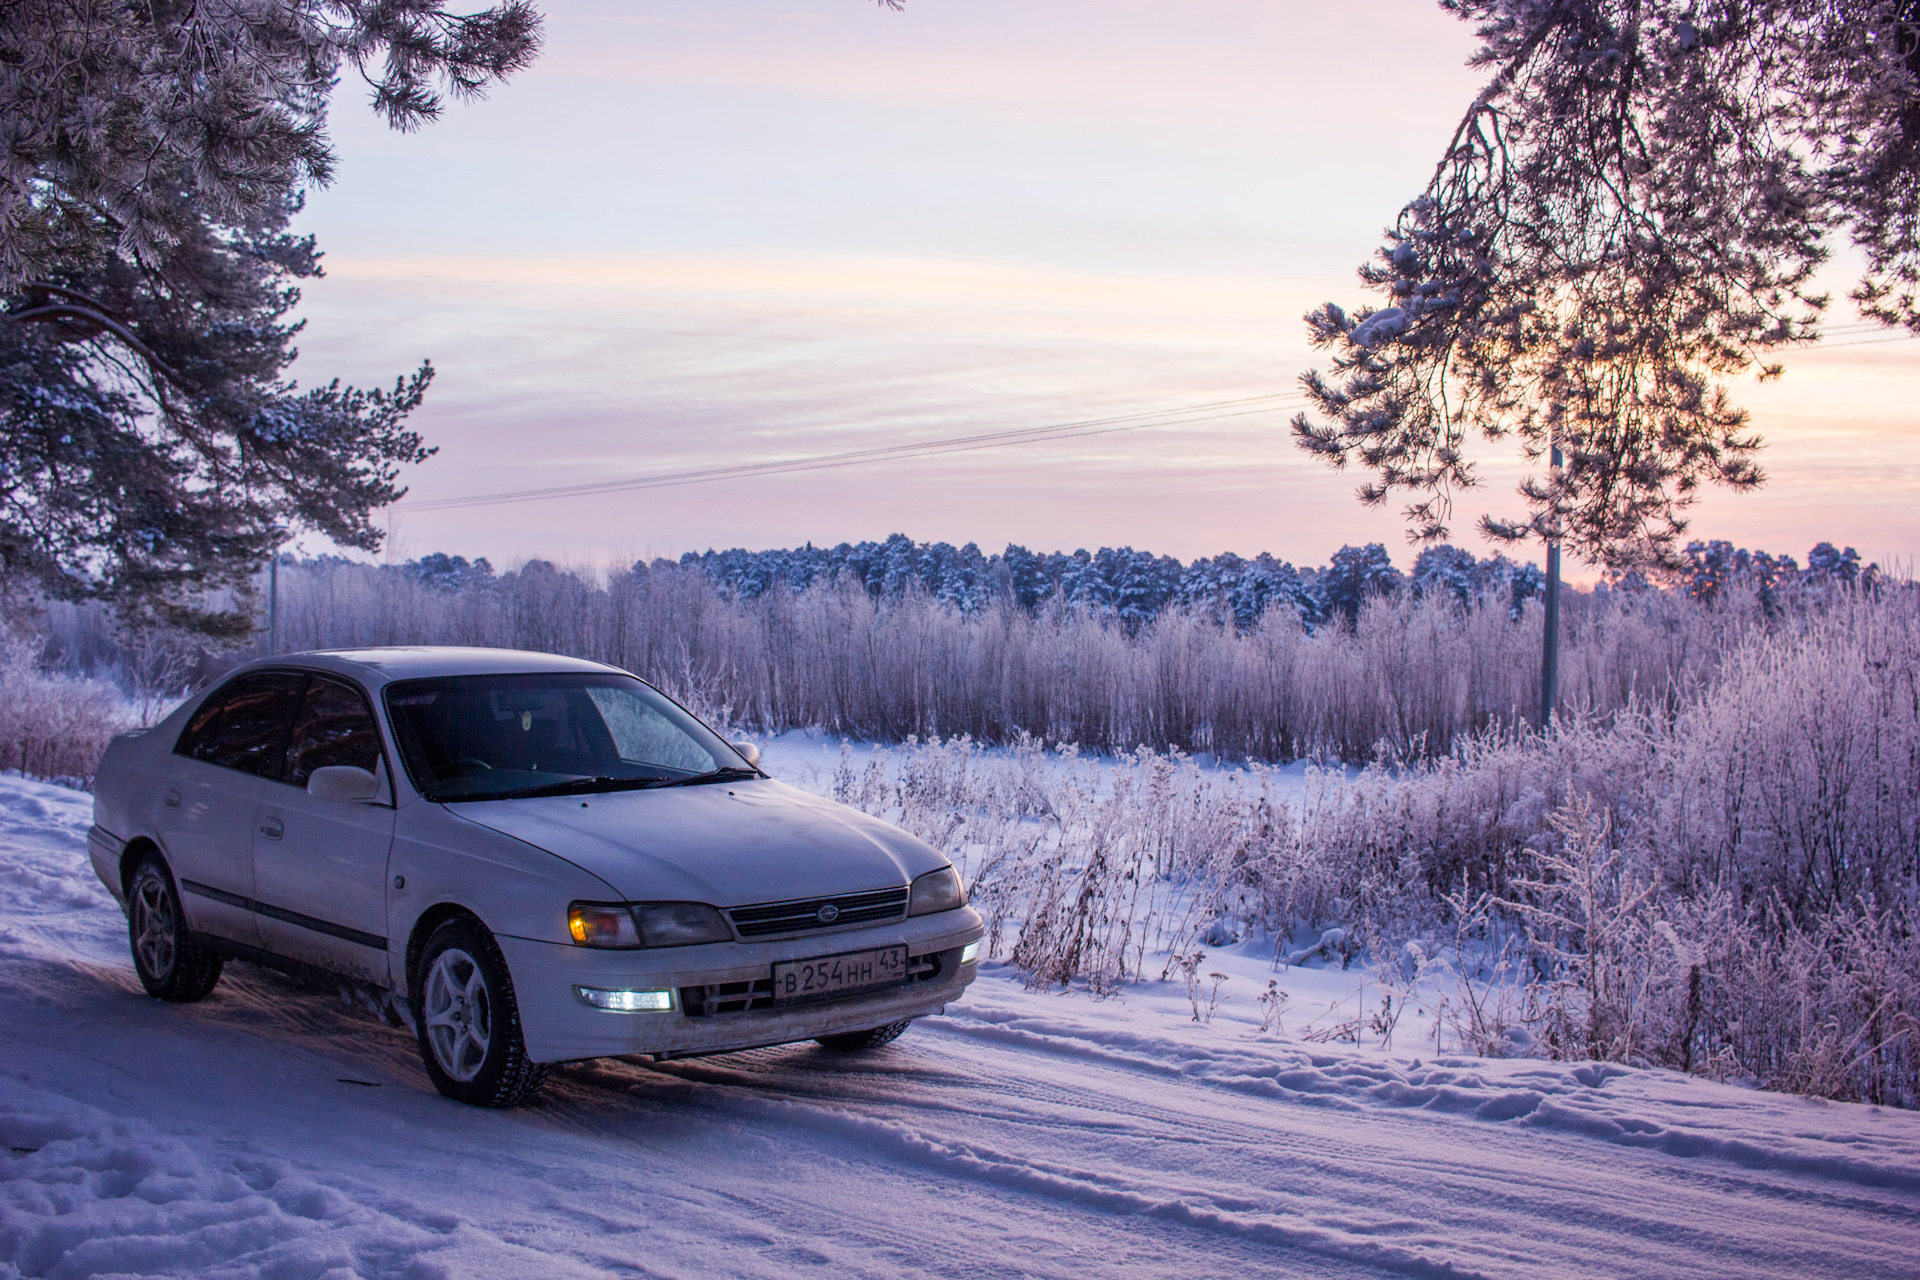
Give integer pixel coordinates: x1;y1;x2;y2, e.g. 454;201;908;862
283;678;384;788
175;672;309;778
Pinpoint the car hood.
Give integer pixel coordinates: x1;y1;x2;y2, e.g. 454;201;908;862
445;779;946;906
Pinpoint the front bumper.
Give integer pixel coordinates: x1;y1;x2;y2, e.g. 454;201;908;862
497;906;983;1063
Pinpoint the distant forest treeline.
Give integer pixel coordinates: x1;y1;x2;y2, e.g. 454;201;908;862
397;532;1873;632
33;532;1886;766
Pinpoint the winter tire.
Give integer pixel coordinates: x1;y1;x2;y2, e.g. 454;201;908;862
815;1019;912;1051
127;855;223;1002
412;916;548;1107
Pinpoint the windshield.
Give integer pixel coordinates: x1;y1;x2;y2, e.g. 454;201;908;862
383;672;750;801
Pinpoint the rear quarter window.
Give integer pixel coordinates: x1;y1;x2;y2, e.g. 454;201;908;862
174;672;308;778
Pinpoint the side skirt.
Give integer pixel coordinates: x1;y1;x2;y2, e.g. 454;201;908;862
184;930;413;1030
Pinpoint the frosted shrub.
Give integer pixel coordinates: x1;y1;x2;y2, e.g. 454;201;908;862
1657;896;1920;1107
1328;597;1920;1103
1499;798;1664;1063
0;641;139;786
823;588;1918;1104
825;736;1330;993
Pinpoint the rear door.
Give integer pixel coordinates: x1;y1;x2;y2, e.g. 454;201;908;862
251;676;397;984
159;671;308;947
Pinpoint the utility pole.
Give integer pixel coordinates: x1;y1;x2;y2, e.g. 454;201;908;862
268;552;279;656
1539;440;1562;731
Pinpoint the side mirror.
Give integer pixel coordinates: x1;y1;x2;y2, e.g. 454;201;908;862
732;741;761;768
309;765;380;803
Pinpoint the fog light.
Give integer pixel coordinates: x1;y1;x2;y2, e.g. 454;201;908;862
961;941;980;965
575;986;673;1013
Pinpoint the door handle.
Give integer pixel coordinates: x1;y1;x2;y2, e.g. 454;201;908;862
259;816;284;840
163;789;181;810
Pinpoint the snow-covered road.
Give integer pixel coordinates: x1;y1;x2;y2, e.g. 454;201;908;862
3;774;1918;1280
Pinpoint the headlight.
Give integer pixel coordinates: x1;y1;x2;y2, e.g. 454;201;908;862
568;901;732;948
630;902;732;947
908;866;966;917
569;902;641;948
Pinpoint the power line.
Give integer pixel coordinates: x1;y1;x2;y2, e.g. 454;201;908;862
394;324;1914;515
1814;332;1920;350
399;391;1311;512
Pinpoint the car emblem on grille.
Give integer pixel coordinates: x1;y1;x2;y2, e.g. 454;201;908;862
816;903;841;924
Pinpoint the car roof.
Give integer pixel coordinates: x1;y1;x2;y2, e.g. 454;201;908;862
239;646;627;687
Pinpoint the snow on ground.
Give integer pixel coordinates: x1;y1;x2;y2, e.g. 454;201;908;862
752;727;1348;805
3;768;1919;1279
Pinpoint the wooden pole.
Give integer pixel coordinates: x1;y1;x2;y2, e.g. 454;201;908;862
1540;442;1561;731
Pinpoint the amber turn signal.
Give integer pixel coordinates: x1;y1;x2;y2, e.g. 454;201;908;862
567;902;641;948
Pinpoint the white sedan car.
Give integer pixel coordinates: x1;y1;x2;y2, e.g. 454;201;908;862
88;647;983;1106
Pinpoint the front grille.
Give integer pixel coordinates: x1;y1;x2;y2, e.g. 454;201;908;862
727;886;909;938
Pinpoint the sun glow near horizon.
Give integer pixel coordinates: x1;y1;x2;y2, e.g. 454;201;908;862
290;0;1920;574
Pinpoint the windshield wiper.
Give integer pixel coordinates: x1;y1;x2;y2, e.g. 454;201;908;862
467;775;671;801
650;765;762;788
437;766;761;802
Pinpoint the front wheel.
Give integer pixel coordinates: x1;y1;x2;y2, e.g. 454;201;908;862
412;917;548;1107
127;855;223;1002
816;1019;912;1051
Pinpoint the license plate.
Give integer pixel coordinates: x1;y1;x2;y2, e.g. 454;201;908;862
773;945;908;1003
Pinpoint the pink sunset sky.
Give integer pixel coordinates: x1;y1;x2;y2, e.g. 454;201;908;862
290;0;1920;574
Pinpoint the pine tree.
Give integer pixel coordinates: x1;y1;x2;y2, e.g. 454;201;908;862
876;533;920;599
1002;544;1052;610
0;191;435;634
1319;544;1404;628
1412;545;1479;606
0;0;540;630
1059;550;1109;612
1806;541;1864;585
0;0;542;286
407;553;493;591
1293;0;1920;571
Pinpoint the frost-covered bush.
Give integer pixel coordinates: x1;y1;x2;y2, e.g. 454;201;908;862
827;735;1349;994
822;588;1920;1105
0;641;139;786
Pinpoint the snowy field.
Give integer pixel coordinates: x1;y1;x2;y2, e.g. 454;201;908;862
4;770;1920;1279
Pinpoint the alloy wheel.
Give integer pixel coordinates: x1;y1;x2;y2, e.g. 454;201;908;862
131;870;176;981
423;947;493;1081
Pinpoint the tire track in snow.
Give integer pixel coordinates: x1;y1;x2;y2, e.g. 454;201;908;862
637;1008;1920;1278
926;1002;1920;1194
672;1080;1489;1280
582;1027;1920;1280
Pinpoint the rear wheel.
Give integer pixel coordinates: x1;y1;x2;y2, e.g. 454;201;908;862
412;917;548;1107
816;1019;912;1051
127;856;223;1002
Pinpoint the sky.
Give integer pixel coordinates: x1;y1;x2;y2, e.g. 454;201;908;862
289;0;1920;573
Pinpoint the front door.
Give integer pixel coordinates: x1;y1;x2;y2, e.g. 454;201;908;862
251;676;396;984
159;671;309;947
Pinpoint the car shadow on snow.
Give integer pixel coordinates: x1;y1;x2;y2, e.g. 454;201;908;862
4;943;975;1131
